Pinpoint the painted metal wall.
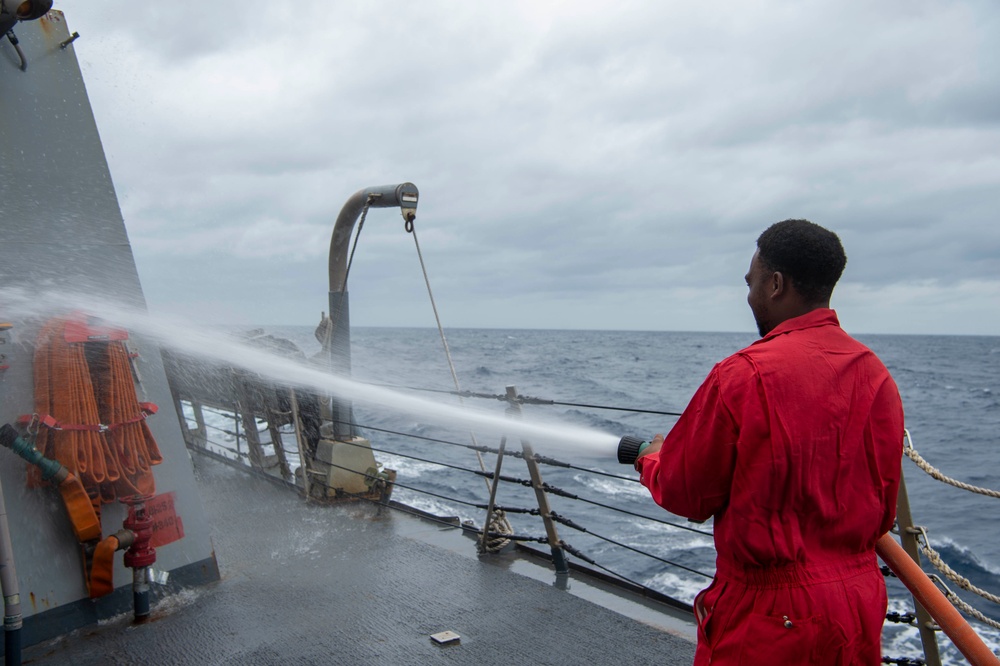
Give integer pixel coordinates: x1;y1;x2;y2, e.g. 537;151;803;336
0;11;218;640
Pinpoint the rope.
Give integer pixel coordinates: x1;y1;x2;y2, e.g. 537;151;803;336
903;429;1000;499
915;527;1000;608
927;574;1000;632
405;219;514;551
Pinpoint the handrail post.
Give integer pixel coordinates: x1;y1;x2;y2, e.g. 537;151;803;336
290;389;311;501
505;386;569;575
895;465;942;666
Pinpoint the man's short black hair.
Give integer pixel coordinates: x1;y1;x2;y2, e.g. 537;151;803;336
756;219;846;303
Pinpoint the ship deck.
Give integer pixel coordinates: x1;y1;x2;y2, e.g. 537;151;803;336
23;453;697;665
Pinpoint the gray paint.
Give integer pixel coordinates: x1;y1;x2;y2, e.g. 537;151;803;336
0;10;217;631
22;455;697;665
325;183;418;438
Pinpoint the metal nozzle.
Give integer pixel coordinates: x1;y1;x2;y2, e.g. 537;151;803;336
0;424;68;482
617;435;649;465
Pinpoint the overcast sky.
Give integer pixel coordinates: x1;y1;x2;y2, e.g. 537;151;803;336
56;1;999;335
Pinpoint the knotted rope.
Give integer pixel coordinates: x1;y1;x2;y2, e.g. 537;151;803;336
926;573;1000;632
915;527;1000;609
903;430;1000;499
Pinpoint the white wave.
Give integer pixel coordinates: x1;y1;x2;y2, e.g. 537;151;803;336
575;474;649;499
379;454;441;477
627;520;715;547
393;492;471;523
643;570;708;605
928;533;1000;577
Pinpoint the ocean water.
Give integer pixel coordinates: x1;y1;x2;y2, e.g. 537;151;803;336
265;325;1000;663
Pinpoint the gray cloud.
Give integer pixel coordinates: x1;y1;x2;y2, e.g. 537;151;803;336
53;0;1000;334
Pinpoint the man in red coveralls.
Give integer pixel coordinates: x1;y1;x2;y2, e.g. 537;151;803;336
636;219;904;665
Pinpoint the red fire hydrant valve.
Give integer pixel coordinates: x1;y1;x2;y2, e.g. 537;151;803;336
121;495;157;569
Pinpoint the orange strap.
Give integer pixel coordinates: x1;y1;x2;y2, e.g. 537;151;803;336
17;403;158;433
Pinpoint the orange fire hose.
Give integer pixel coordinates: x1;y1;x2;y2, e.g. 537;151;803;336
57;473;100;543
877;534;1000;666
29;315;162;598
32;318;120;495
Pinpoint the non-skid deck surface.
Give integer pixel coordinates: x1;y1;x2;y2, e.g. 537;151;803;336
24;456;696;665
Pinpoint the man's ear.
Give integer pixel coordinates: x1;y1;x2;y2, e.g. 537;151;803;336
770;271;786;300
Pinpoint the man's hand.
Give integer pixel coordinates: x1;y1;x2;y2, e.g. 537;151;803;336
635;433;664;471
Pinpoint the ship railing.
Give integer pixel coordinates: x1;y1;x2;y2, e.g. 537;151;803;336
173;388;1000;666
172;387;715;610
890;429;1000;666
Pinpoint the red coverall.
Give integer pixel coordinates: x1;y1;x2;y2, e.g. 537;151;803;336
637;309;904;665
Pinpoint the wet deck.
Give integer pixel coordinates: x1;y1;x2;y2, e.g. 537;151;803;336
23;454;697;665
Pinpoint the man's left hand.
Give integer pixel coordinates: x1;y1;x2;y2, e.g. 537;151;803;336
635;433;664;470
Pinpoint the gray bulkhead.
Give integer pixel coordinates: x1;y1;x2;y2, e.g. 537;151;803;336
0;11;218;645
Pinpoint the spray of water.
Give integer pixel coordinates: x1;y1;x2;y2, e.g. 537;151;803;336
1;288;621;459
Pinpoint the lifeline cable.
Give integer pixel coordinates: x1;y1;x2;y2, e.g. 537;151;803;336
335;418;643;483
185;423;710;606
214;415;709;536
320;455;714;580
355;380;684;417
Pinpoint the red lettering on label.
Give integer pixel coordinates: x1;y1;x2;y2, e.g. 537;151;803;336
147;492;185;548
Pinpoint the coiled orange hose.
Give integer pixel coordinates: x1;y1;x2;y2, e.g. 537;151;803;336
30;315;162;597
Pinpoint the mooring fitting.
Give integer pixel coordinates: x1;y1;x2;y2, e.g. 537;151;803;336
616;435;651;466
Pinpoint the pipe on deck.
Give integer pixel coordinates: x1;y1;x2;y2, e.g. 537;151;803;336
0;475;21;666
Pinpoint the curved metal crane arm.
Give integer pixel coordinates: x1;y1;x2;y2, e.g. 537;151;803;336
327;182;418;292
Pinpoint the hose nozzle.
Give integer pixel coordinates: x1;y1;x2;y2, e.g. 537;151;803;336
0;424;67;483
617;435;650;465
